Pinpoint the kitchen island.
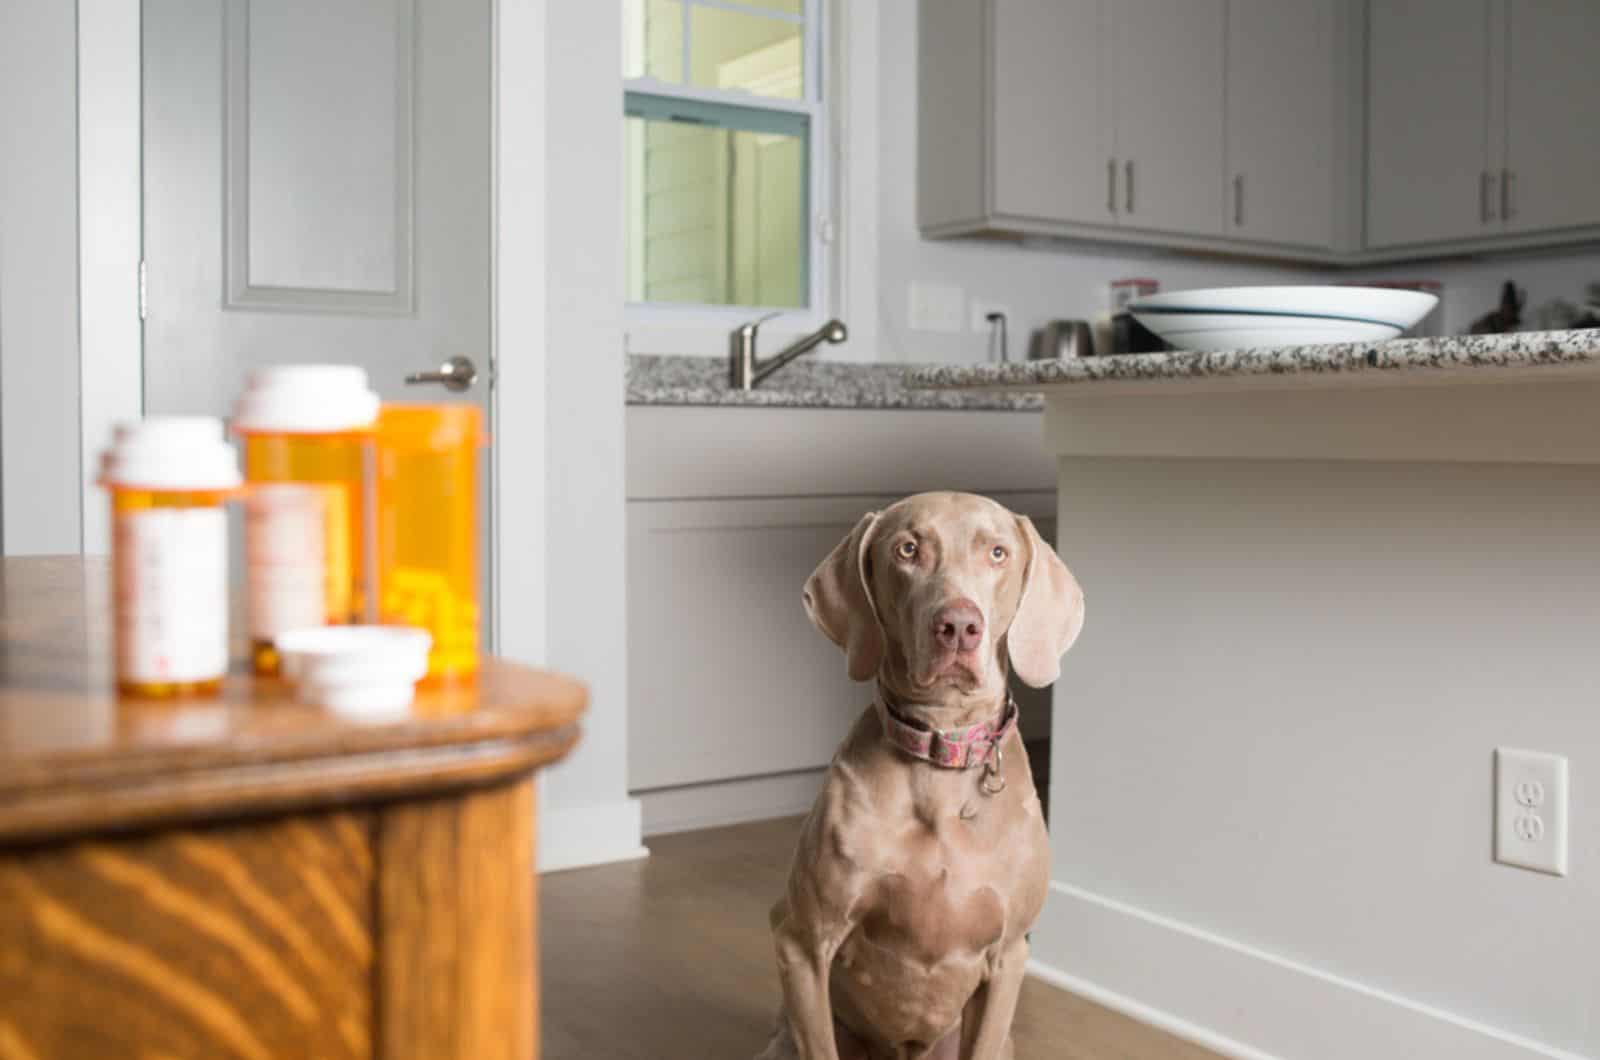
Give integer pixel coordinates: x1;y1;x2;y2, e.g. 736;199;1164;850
910;329;1600;1060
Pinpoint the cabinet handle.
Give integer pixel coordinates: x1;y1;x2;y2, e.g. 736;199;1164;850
1233;174;1244;227
1125;159;1135;214
1502;168;1515;220
1480;170;1497;223
1107;158;1117;214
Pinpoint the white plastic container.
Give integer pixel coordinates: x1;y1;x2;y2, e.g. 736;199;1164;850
232;366;381;675
100;417;242;697
275;625;431;719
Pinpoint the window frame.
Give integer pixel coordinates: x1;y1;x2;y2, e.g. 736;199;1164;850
622;0;833;339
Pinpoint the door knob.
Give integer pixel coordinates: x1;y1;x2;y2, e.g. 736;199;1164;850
405;355;477;392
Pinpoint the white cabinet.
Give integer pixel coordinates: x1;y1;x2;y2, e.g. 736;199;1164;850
1225;0;1337;248
922;0;1600;262
1366;0;1600;250
920;0;1342;259
1365;0;1494;248
628;494;884;791
993;0;1228;238
1110;0;1225;237
1502;1;1600;235
990;0;1110;227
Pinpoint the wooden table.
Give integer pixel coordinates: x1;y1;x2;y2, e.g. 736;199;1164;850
0;556;585;1060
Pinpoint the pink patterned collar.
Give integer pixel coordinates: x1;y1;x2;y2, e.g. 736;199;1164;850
878;693;1018;771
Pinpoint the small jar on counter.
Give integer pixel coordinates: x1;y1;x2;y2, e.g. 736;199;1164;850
232;366;380;674
376;404;483;680
100;418;241;697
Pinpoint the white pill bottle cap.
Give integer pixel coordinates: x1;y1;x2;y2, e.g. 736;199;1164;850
232;364;381;434
100;417;242;491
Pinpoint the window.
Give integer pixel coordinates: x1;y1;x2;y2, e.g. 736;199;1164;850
623;0;826;316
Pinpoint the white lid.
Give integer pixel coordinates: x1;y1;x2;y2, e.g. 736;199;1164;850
231;364;380;433
275;625;431;693
100;417;242;491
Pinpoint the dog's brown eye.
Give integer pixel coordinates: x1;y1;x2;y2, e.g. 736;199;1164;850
896;540;917;560
991;545;1007;563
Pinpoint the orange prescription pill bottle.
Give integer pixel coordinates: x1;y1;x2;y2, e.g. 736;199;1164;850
376;405;482;680
232;366;380;674
100;418;241;697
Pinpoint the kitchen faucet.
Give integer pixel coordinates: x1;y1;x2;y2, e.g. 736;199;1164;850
728;314;848;390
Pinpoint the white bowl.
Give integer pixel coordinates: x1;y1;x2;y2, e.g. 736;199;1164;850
274;626;432;719
1128;285;1439;351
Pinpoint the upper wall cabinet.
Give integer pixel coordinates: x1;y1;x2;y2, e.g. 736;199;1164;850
1501;1;1600;236
1226;0;1337;248
1365;0;1600;252
919;0;1345;261
923;0;1600;265
988;0;1110;228
1111;0;1226;237
1365;0;1496;248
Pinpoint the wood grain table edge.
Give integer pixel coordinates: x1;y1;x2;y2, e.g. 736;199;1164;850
0;723;580;848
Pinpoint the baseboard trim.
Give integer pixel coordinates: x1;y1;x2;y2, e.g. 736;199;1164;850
637;769;826;836
538;798;650;873
1028;880;1589;1060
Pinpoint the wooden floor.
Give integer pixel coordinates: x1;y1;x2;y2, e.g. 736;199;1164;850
540;816;1220;1060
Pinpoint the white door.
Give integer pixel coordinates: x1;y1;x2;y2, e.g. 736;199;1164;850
142;0;492;629
1225;0;1336;249
990;0;1112;227
1110;0;1226;236
1365;0;1492;249
1501;0;1600;235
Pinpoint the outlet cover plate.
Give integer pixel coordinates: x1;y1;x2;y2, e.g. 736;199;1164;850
1495;747;1568;876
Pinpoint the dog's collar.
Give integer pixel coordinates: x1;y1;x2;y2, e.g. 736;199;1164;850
877;693;1017;771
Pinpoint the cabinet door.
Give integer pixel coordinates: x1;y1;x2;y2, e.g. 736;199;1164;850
990;0;1111;225
1111;0;1225;236
1502;0;1600;234
1225;0;1335;248
1365;0;1492;248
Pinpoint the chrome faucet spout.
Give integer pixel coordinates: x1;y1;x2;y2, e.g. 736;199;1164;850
728;317;849;390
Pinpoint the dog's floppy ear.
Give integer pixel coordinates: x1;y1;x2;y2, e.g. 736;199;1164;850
803;511;883;682
1006;515;1084;688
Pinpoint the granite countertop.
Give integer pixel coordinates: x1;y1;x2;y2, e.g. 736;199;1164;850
626;354;1043;412
906;329;1600;392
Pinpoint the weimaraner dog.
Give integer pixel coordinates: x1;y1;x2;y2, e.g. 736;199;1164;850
758;492;1085;1060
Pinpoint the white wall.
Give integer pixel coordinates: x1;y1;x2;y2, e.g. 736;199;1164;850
536;0;647;872
0;0;83;554
1041;456;1599;1059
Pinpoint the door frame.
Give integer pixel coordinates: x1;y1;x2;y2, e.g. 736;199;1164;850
71;0;545;661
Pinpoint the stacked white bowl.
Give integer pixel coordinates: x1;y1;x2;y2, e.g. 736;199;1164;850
1128;286;1440;351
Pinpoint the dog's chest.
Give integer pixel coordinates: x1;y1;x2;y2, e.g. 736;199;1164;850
853;804;1009;962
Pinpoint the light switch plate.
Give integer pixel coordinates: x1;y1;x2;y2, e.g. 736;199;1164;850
1495;748;1568;876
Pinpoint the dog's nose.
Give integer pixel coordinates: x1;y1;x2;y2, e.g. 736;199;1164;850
933;601;984;654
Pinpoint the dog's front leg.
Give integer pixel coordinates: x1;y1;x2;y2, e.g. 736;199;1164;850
773;922;846;1060
959;938;1029;1060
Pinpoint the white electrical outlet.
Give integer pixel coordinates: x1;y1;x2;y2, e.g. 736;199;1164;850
970;300;1013;333
907;283;966;333
1495;748;1569;876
